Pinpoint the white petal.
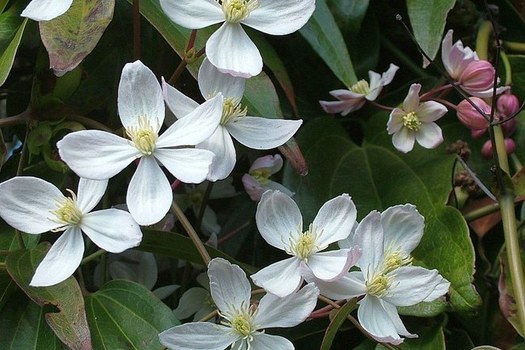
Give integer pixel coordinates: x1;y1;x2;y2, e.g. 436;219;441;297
76;178;108;213
57;130;139;180
381;204;424;255
21;0;72;21
358;296;415;345
379;64;400;87
243;0;315;35
312;194;357;246
392;128;416;153
353;211;383;277
157;94;223;148
402;84;421;112
249;154;283;174
30;228;84;287
198;58;246;101
208;258;251;315
415;123;443;149
255;190;302;250
118;61;165;130
319;99;365;116
255;283;319;328
206;23;262;78
250;257;302;297
127;156;172;226
248;333;294;350
384;266;450;306
0;177;63;234
198;127;236;181
416;101;447;122
227;116;302;149
159;0;224;29
306;271;366;300
386;108;405;135
162;78;199;120
155;148;214;183
307;249;360;281
81;209;142;253
159;322;238;350
441;30;454;76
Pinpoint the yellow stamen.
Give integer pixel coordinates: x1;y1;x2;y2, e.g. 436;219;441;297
287;224;324;261
402;112;422;131
351;79;370;95
221;97;247;125
221;0;259;23
366;273;391;297
126;117;159;155
51;189;83;229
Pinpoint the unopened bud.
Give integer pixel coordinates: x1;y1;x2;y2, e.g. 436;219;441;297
457;97;491;131
459;60;495;94
481;138;516;159
497;92;520;118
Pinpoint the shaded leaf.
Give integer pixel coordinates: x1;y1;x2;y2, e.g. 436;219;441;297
39;0;115;76
284;118;481;312
300;0;357;87
320;299;357;350
0;292;63;349
407;0;456;67
5;243;92;350
0;5;27;86
85;279;179;350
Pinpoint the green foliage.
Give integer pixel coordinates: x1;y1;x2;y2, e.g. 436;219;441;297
0;2;27;86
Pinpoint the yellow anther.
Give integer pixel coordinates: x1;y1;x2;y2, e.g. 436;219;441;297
126;117;159;155
222;0;259;23
221;98;247;125
366;273;391;297
402;112;422;131
351;79;370;95
51;189;82;228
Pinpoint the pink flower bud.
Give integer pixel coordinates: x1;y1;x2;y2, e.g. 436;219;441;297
481;138;516;159
457;97;492;131
459;60;495;94
501;114;518;136
497;92;520;118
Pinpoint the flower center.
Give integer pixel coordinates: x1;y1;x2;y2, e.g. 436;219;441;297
51;190;83;229
351;79;370;95
221;98;247;125
231;313;253;337
288;224;323;261
221;0;259;23
402;111;422;131
366;273;391;297
126;117;159;155
383;250;413;274
250;168;272;185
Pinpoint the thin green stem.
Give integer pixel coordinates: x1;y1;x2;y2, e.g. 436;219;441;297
81;249;106;265
503;41;525;53
0;262;6;269
171;201;211;265
463;202;500;222
511;154;523;172
0;112;30;128
500;51;512;86
196;181;214;232
66;114;113;133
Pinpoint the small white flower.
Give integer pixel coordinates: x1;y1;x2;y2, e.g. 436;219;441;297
164;59;302;181
310;205;450;345
0;176;142;287
250;190;360;297
159;257;320;350
57;60;224;225
160;0;315;78
387;83;447;153
320;64;399;115
242;154;293;201
21;0;73;21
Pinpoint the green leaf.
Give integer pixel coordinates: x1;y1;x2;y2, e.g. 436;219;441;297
5;243;92;350
406;0;456;66
0;293;63;349
39;0;115;75
284;118;481;312
0;6;28;87
85;279;179;350
300;0;357;87
320;299;357;350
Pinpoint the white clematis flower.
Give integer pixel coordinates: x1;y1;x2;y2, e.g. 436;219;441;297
320;64;399;115
21;0;73;21
387;83;447;153
309;205;450;345
0;176;142;287
57;60;224;226
242;154;294;201
159;257;320;350
250;190;361;297
159;0;316;78
164;58;302;181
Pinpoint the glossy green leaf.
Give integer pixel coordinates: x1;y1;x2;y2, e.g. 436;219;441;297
327;0;369;35
300;0;357;87
284;118;481;312
85;279;179;350
5;243;92;350
407;0;456;66
0;293;62;349
0;5;27;87
320;299;357;350
39;0;115;75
